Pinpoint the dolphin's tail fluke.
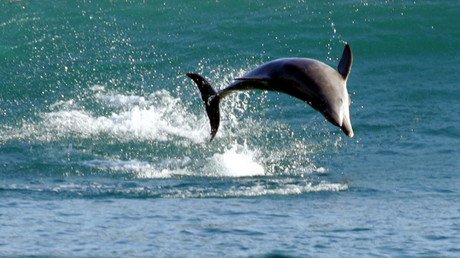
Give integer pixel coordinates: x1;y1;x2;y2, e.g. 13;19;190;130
186;73;221;141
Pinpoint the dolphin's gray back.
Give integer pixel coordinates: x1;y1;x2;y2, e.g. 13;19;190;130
220;58;343;111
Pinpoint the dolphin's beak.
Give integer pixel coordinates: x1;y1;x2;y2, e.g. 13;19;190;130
341;114;354;138
323;107;354;138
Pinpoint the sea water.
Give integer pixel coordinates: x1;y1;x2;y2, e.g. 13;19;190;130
1;1;459;257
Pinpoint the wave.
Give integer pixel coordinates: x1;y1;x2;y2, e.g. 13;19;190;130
0;178;348;199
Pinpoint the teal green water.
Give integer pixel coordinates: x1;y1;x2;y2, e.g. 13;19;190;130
1;1;459;257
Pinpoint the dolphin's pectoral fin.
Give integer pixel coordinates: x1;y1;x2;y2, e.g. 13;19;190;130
338;44;353;80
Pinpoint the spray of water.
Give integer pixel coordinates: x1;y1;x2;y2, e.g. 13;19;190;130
0;66;347;196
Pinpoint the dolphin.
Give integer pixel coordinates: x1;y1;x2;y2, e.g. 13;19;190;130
187;44;354;141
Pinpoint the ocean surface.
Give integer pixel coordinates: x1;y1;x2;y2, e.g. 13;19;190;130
1;1;459;257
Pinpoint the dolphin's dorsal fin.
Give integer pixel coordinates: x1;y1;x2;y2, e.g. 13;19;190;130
338;44;353;80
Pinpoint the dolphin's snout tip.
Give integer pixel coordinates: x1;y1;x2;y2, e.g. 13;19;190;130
347;131;354;138
341;123;354;138
340;114;354;138
343;127;354;138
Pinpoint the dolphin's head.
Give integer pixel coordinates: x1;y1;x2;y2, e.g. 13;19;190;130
323;44;354;137
324;88;354;138
336;93;354;138
337;44;354;137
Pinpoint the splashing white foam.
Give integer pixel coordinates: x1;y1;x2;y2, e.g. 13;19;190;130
1;87;208;143
205;142;265;177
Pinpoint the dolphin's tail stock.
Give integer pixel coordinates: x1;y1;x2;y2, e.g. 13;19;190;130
186;73;221;141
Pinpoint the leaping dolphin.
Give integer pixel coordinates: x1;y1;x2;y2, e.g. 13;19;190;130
187;44;354;141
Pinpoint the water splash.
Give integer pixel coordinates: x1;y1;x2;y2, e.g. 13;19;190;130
1;86;208;144
205;141;265;177
1;69;343;197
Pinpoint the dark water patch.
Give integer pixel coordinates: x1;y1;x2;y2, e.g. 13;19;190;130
332;227;372;233
424;235;450;241
251;252;299;258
